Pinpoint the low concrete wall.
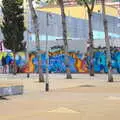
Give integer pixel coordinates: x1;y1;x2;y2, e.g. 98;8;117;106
0;85;23;96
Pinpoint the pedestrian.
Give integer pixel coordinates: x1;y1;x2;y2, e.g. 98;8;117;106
5;53;12;73
1;56;7;73
9;60;14;73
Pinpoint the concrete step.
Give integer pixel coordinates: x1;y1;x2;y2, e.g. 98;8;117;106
0;84;23;96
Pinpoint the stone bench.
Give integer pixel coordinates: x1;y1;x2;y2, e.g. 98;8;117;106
0;83;23;96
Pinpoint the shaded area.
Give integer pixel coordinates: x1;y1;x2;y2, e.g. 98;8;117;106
0;96;9;100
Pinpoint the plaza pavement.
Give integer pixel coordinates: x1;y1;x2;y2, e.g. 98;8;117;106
0;73;120;120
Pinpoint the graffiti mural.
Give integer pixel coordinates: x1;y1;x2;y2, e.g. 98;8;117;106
0;47;120;74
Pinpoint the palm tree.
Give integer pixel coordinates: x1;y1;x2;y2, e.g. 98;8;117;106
101;0;113;82
47;0;72;79
28;0;44;82
58;0;72;79
24;0;30;78
77;0;95;76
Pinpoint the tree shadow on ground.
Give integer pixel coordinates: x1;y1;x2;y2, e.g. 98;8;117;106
79;84;96;87
112;81;120;83
0;96;9;100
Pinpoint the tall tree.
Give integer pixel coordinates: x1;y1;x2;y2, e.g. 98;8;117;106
101;0;113;82
28;0;44;82
77;0;95;76
46;0;72;79
58;0;72;79
1;0;25;74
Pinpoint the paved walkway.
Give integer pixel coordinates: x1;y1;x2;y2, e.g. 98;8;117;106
0;73;120;120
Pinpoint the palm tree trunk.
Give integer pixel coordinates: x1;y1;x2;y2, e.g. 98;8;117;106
58;0;72;79
26;31;30;78
88;11;94;76
82;0;95;76
101;0;113;82
28;0;44;82
24;0;30;78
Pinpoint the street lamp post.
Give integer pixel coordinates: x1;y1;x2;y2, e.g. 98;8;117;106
45;12;53;91
45;13;50;92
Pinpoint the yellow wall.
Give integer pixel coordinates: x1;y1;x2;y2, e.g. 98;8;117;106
37;5;118;20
